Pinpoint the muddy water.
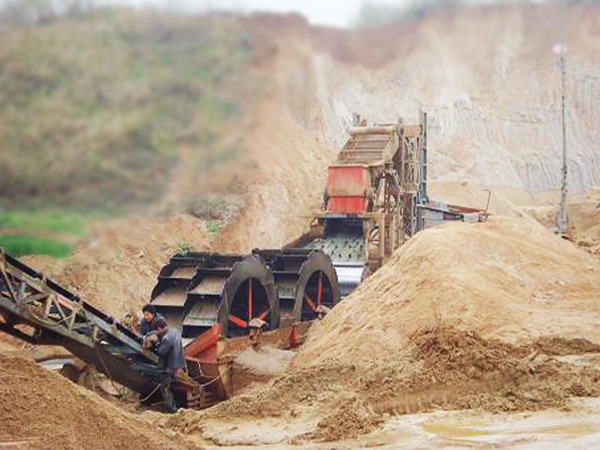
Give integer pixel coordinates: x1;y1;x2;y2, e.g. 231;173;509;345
198;398;600;449
358;398;600;449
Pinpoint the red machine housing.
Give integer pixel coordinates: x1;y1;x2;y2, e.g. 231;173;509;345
326;165;370;214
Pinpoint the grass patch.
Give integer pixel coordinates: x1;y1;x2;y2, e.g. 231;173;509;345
175;239;193;255
0;234;72;258
206;221;220;234
0;210;94;235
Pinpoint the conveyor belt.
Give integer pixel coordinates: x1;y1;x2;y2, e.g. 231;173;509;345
0;250;167;396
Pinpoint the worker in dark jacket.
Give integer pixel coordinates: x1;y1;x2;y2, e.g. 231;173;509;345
139;304;164;337
154;317;186;413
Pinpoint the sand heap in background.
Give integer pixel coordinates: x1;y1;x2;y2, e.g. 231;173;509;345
24;214;211;317
524;187;600;253
569;188;600;244
0;354;191;450
295;215;600;370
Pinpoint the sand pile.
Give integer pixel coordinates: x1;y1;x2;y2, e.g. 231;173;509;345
234;347;295;377
568;188;600;250
0;331;25;352
359;327;600;415
184;216;600;443
308;395;383;442
522;187;600;256
229;347;296;395
295;215;600;370
0;354;192;450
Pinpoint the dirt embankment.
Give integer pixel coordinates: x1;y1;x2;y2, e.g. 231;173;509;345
211;22;340;252
313;3;600;196
205;2;600;262
0;354;194;450
237;4;600;228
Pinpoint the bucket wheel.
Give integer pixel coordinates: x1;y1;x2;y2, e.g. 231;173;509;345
219;254;279;337
293;251;339;322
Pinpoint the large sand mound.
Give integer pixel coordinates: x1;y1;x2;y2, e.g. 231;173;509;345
0;354;191;450
295;215;600;370
179;216;600;444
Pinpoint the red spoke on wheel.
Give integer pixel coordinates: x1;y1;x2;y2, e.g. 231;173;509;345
229;314;247;328
257;309;269;321
248;279;253;320
318;272;323;305
304;295;318;313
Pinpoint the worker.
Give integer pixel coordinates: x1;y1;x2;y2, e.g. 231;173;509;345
140;304;165;351
154;317;186;414
139;303;164;338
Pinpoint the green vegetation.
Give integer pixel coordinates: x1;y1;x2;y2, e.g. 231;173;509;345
175;239;193;255
0;7;264;258
206;221;219;234
0;209;104;257
0;209;95;235
0;234;72;258
0;9;260;211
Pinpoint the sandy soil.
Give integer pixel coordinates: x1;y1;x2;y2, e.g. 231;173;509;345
155;335;600;446
0;353;194;450
212;97;337;252
142;397;600;449
524;187;600;248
